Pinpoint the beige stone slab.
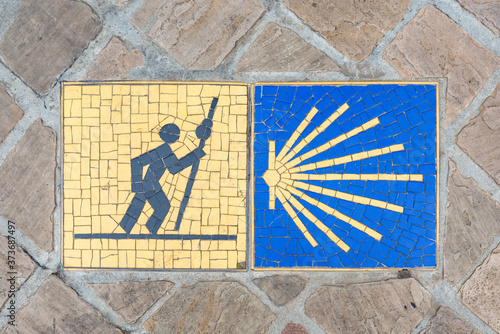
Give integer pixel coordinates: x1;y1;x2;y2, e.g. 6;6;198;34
457;0;500;36
457;84;500;185
89;280;174;324
130;0;163;31
461;244;500;333
282;323;308;334
0;235;35;308
444;160;500;285
131;0;264;69
144;282;276;333
0;84;24;144
305;278;432;334
1;275;120;333
421;306;480;334
87;37;144;81
384;5;500;126
0;0;101;94
253;275;308;307
0;120;56;251
237;23;339;72
284;0;412;62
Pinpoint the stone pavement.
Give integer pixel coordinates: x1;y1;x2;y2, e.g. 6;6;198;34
0;0;499;333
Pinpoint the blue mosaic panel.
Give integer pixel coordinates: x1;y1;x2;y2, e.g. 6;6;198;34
253;83;438;269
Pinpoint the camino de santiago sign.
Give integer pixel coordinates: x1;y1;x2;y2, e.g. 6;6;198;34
62;81;438;270
62;82;248;269
253;83;438;270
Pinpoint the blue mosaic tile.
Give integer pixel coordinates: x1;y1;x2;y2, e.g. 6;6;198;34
253;83;438;269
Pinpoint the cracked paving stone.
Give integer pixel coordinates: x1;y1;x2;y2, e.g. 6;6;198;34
131;0;264;70
87;37;144;81
282;323;308;334
444;160;500;285
284;0;412;62
89;280;174;324
144;281;276;334
0;119;56;251
462;244;500;332
0;235;35;308
421;306;480;334
457;0;500;36
0;84;24;144
253;275;308;307
237;23;339;72
0;0;101;95
384;5;500;126
1;275;121;334
457;84;500;185
305;278;432;334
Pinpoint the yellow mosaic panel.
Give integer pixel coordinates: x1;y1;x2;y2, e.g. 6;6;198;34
62;82;247;269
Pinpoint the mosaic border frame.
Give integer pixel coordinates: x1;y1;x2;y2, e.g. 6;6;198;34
250;81;440;272
60;81;251;271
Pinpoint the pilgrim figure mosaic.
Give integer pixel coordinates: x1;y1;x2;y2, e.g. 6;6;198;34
62;82;247;269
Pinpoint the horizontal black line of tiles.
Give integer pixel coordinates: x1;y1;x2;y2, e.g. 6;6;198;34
74;234;237;240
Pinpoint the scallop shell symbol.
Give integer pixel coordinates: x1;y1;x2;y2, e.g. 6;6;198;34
263;102;425;253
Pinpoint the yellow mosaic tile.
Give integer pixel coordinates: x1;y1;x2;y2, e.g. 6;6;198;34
62;82;248;270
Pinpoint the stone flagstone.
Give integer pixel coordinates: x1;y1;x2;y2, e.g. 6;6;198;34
0;0;101;95
457;84;500;185
444;160;500;285
282;323;308;334
384;5;500;126
89;280;174;324
237;23;339;72
421;306;480;334
0;235;35;308
284;0;412;62
457;0;500;36
253;275;308;307
305;278;432;334
0;85;24;144
87;37;144;81
131;0;265;70
144;282;276;334
0;120;56;251
462;244;500;333
1;275;121;334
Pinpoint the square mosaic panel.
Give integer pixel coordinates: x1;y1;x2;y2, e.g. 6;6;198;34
253;83;438;269
62;82;247;269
